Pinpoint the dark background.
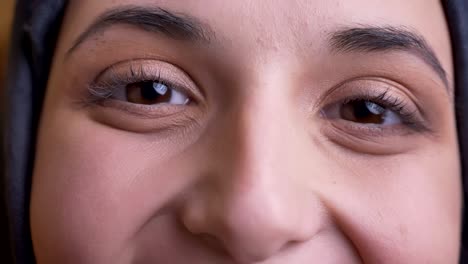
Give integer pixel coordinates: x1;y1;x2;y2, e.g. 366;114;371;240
1;0;16;263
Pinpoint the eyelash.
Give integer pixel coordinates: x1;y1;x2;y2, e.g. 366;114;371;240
347;90;411;119
324;88;429;133
86;63;189;105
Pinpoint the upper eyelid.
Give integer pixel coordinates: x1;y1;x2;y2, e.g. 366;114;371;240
313;76;418;111
96;61;171;85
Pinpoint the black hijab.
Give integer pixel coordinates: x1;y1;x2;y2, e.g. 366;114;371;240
3;0;468;263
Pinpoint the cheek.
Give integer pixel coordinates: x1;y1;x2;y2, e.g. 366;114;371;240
30;110;202;263
30;96;462;263
327;147;461;263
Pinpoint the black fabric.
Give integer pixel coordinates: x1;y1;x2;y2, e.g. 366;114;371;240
2;1;468;263
4;1;66;263
443;1;468;262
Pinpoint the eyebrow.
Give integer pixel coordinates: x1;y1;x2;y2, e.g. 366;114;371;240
66;6;214;56
329;26;449;88
67;9;449;90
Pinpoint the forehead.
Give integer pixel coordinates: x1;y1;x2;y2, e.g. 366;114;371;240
63;0;452;75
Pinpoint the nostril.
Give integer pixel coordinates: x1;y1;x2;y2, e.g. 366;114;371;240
198;233;230;256
178;213;232;258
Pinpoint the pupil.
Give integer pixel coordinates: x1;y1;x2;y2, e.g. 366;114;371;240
141;81;167;100
354;101;378;119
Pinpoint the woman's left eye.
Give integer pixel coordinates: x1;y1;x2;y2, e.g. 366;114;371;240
322;98;404;127
125;81;190;105
339;100;401;125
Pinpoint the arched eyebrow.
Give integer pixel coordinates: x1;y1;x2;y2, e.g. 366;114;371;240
66;5;215;56
329;26;449;89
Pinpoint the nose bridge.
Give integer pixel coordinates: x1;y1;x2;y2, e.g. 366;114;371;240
225;72;296;207
212;91;309;262
238;85;288;181
237;63;298;172
226;97;295;230
181;72;325;262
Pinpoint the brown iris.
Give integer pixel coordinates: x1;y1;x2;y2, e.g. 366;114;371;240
340;100;386;124
126;81;171;105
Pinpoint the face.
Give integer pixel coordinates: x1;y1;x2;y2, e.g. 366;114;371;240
30;0;461;263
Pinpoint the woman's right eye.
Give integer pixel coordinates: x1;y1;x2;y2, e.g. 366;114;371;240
84;60;205;132
125;80;190;105
86;59;201;111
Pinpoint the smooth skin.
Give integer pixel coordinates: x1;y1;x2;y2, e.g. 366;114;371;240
31;0;461;263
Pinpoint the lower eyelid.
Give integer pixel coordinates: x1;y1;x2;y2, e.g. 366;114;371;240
88;104;202;134
320;120;424;155
330;118;408;136
90;96;189;119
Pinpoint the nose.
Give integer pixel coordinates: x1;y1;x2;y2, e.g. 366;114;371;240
182;177;324;263
180;89;327;263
